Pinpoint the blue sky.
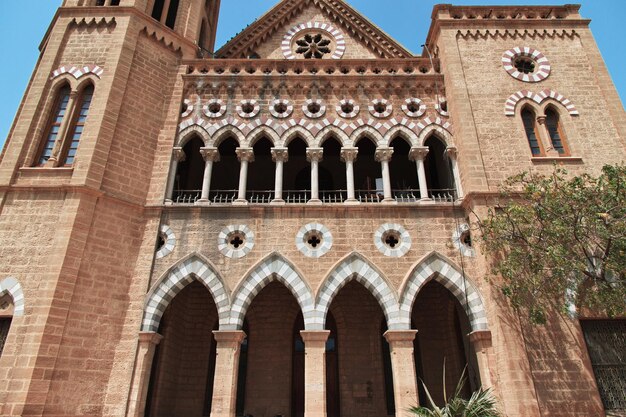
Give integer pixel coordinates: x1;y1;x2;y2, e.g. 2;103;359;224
0;0;624;147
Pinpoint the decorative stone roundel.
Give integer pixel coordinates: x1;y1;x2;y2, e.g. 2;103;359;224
303;99;326;119
452;223;475;258
296;223;333;258
270;99;294;119
502;47;551;83
336;99;360;118
374;224;411;257
369;99;393;118
156;225;176;259
435;97;450;117
402;98;426;118
282;22;346;60
237;99;260;118
181;99;193;118
203;99;226;118
218;225;255;259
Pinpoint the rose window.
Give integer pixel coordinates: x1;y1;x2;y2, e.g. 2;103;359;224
295;33;332;59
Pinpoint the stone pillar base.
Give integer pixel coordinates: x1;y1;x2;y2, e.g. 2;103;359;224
301;330;331;417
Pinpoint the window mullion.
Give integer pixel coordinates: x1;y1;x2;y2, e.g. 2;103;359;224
45;90;78;167
161;0;172;24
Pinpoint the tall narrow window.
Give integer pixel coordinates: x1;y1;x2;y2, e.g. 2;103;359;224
151;0;165;20
545;108;569;156
63;85;94;166
0;317;11;357
165;0;179;29
38;85;71;166
521;108;543;156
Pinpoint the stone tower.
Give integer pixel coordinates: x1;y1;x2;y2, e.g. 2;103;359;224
0;1;624;417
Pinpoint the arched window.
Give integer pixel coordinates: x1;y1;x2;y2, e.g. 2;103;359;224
354;137;381;202
62;84;94;166
0;294;13;357
211;137;239;202
545;107;570;156
320;137;345;201
424;135;456;200
151;0;178;29
285;137;309;202
389;136;418;201
165;0;179;29
521;107;543;156
247;137;274;202
173;135;204;202
38;84;71;166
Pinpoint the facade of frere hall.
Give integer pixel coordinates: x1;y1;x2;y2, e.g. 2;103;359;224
0;0;624;416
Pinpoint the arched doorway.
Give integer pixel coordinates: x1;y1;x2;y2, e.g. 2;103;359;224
145;281;219;417
327;281;394;416
235;281;304;417
412;281;477;406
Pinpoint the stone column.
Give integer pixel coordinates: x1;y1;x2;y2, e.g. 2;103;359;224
234;148;254;205
384;330;420;414
306;148;324;205
340;147;359;204
271;147;289;204
126;332;163;417
46;91;78;167
409;146;431;201
165;147;186;203
469;330;493;389
375;147;395;203
211;331;247;417
445;146;464;199
198;147;220;203
301;330;331;417
160;0;172;23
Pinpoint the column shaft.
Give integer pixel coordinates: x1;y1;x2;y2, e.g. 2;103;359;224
469;330;493;389
274;160;284;201
165;148;184;202
384;330;419;414
311;159;319;201
381;160;393;201
417;159;429;200
341;147;358;204
301;330;331;417
211;331;247;417
200;160;214;201
126;332;163;417
234;148;254;204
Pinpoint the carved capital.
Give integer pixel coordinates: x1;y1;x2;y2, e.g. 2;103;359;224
375;147;394;163
236;147;255;163
306;147;324;163
138;331;164;346
409;146;430;161
445;146;458;160
536;115;547;125
340;147;359;163
271;147;289;163
200;147;220;162
172;147;186;162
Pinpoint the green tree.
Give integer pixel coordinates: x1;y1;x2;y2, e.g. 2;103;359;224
478;165;626;323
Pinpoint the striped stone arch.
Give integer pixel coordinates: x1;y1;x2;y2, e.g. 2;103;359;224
227;253;315;330
398;252;488;332
316;125;351;147
351;125;385;147
384;125;418;147
314;253;402;330
51;64;104;80
504;89;579;116
0;277;25;317
141;254;230;332
176;124;211;147
418;122;454;146
282;125;316;147
246;125;281;147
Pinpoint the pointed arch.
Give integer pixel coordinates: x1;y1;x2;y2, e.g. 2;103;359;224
227;253;315;330
50;64;104;80
384;125;418;147
141;253;230;332
537;89;579;116
314;253;402;330
247;125;281;148
399;251;488;332
282;125;315;147
0;277;25;317
418;123;454;147
316;125;351;148
211;124;245;147
176;124;211;147
505;89;579;116
351;125;385;147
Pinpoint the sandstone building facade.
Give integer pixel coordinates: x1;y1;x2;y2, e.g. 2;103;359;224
0;1;624;416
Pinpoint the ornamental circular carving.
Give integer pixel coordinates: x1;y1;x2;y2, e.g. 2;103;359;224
435;97;450;117
402;98;426;118
237;99;260;118
374;223;411;257
156;225;176;259
452;223;475;258
218;225;255;259
270;99;294;119
336;99;360;118
296;223;332;258
203;99;226;118
282;22;346;60
502;47;551;83
303;99;326;119
181;99;193;118
369;99;393;118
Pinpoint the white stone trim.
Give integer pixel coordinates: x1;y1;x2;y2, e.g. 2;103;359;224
335;99;360;119
141;255;230;332
302;99;326;119
374;223;411;258
156;225;176;259
369;99;393;118
270;99;294;119
452;223;475;258
203;98;226;119
401;98;426;118
218;225;255;259
181;99;193;118
51;64;104;80
0;277;25;317
502;47;551;83
435;97;450;117
399;252;488;331
296;223;333;258
282;22;346;60
236;99;261;119
504;89;579;116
